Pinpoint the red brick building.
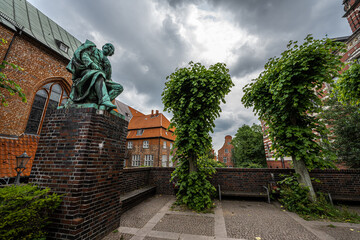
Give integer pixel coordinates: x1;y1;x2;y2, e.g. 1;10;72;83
0;0;81;179
217;135;234;167
125;109;176;167
341;0;360;64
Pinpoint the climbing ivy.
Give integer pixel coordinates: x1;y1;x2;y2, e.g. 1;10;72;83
162;61;233;211
0;38;26;107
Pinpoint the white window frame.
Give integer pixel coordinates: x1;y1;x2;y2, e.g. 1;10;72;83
127;141;133;149
132;155;140;167
144;155;154;166
163;141;167;149
143;140;149;149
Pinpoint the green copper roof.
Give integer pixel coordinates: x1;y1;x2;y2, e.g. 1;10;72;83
0;0;82;60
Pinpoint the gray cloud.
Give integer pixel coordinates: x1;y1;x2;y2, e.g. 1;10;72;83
27;0;351;151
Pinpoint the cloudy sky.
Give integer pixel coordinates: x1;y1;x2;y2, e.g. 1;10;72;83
27;0;350;152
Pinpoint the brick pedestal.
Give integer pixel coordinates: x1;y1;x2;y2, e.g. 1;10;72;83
29;107;128;240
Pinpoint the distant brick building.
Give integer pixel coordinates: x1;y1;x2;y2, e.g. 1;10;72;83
342;0;360;63
217;135;234;167
125;109;176;167
0;0;81;179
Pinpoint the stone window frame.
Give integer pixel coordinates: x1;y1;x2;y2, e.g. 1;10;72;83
25;81;69;135
144;155;153;166
143;140;149;149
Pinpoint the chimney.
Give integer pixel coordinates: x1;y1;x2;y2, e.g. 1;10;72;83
156;110;159;116
151;110;154;117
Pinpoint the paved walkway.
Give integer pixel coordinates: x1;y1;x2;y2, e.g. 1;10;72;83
104;195;360;240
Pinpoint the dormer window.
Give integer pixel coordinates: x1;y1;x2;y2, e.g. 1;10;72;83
55;39;69;53
137;129;144;135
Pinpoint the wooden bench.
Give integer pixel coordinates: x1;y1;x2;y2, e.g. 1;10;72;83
120;185;156;213
218;185;270;203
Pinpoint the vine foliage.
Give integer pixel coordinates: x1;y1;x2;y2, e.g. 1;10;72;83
0;38;26;107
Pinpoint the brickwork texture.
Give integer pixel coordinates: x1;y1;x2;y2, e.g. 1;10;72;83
122;167;360;201
29;107;128;240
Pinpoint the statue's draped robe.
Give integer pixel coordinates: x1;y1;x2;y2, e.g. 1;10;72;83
66;40;123;107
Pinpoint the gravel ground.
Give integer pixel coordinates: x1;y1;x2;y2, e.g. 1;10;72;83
120;195;174;228
153;213;215;236
222;200;319;240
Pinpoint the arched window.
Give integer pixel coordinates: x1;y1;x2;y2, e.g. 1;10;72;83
25;82;68;135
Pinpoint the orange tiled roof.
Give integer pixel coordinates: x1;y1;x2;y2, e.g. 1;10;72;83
128;113;174;131
127;127;176;141
0;135;39;178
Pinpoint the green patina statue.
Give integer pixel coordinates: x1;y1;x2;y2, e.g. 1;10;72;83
66;40;123;111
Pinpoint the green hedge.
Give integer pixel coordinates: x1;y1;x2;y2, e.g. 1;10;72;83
0;184;62;240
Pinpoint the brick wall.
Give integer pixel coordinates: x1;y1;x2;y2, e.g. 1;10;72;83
149;167;175;195
311;169;360;200
121;168;151;194
120;167;360;201
29;107;128;240
0;24;72;136
0;24;72;178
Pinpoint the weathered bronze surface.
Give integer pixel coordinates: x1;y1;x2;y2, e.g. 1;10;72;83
66;40;123;111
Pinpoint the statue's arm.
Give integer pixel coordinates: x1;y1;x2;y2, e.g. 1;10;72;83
81;50;101;70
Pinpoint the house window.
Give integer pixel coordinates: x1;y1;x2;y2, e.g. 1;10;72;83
143;140;149;148
170;143;173;149
137;129;144;135
169;155;173;167
123;159;126;167
225;149;228;153
162;155;167;167
163;141;167;149
144;155;153;166
223;157;227;163
25;82;68;135
55;39;69;53
127;141;133;149
132;155;140;166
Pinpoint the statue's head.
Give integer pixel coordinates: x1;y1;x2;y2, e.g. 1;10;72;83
102;43;115;56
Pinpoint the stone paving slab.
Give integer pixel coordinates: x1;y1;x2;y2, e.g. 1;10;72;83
153;213;215;236
120;195;174;228
222;200;319;240
103;195;360;240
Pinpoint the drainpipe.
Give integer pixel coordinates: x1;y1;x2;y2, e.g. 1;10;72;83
1;26;24;71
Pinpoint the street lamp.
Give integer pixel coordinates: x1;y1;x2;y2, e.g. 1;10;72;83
15;151;31;185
